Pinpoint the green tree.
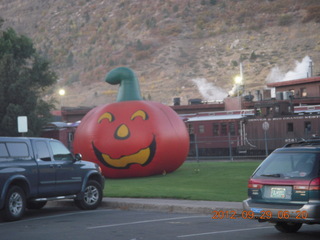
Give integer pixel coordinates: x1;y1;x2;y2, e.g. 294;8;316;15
0;24;57;136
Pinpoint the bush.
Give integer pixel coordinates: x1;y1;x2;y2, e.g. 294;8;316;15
278;14;294;26
157;24;182;36
210;0;217;5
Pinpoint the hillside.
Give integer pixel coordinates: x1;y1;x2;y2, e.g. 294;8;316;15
0;0;320;108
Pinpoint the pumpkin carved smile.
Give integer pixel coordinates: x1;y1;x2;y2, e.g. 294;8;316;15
92;136;156;169
73;67;189;178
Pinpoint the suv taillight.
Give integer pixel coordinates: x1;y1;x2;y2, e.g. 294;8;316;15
309;177;320;191
248;179;262;189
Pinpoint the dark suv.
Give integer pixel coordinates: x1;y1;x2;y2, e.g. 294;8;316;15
243;139;320;233
0;137;105;221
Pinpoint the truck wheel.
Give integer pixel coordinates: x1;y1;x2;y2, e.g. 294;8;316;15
27;201;47;210
75;180;102;210
274;222;302;233
3;186;26;221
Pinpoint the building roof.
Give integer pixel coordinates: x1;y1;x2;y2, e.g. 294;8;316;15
267;76;320;88
186;113;253;122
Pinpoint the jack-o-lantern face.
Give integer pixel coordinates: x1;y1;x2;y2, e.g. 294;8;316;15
74;101;189;178
73;67;189;178
92;109;156;169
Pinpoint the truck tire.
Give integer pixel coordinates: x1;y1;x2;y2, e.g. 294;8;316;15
74;180;102;210
3;186;26;221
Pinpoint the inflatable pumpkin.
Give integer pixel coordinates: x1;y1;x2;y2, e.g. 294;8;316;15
73;67;189;178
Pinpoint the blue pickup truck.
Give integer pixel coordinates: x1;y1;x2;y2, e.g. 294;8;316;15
0;137;105;221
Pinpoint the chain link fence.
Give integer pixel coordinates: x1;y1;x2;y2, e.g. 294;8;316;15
187;135;291;161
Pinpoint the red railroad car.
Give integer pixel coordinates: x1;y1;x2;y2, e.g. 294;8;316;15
185;105;320;156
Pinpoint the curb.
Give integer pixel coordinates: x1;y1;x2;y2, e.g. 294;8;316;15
47;198;244;215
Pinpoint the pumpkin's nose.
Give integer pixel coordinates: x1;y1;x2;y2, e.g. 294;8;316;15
115;124;130;140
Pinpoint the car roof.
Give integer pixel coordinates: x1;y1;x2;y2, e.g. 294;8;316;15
274;148;320;154
272;140;320;153
283;139;320;148
0;137;55;142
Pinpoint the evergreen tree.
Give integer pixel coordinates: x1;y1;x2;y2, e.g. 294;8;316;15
0;23;57;136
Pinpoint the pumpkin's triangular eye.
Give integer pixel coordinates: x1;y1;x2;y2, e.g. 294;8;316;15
131;110;148;120
98;112;115;123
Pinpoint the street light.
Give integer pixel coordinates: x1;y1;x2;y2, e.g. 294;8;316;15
59;88;65;109
234;75;243;97
234;75;243;85
59;89;65;96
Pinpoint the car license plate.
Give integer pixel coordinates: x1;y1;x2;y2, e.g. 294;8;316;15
270;187;286;198
251;208;263;213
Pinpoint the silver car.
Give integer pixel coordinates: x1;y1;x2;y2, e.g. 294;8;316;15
243;140;320;233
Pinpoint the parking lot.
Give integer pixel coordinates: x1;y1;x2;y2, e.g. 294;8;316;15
1;205;320;240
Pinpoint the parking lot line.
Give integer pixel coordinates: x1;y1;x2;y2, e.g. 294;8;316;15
0;209;114;226
177;226;273;238
87;215;207;230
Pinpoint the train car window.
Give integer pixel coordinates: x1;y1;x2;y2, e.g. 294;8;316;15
229;122;236;136
213;123;219;136
221;123;227;135
288;105;293;113
255;108;261;116
188;124;194;134
304;121;311;135
287;123;294;133
198;124;205;134
301;88;307;97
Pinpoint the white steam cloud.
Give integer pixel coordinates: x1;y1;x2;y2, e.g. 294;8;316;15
192;78;228;101
266;56;312;83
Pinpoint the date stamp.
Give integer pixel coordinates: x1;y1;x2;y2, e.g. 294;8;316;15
211;210;308;220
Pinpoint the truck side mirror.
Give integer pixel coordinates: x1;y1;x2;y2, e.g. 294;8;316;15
75;153;82;161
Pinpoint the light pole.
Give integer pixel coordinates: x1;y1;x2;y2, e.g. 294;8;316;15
59;88;65;109
234;75;243;109
234;75;243;96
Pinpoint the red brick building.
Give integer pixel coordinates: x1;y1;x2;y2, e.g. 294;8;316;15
267;76;320;105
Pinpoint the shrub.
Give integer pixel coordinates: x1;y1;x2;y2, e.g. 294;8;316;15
157;24;182;36
231;60;238;67
278;14;294;26
210;0;217;5
146;17;157;28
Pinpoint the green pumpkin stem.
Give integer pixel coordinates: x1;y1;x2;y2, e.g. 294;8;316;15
105;67;143;102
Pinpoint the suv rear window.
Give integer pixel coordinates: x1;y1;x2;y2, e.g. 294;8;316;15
253;151;319;179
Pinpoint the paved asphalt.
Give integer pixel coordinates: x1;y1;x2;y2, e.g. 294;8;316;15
50;197;243;215
10;199;320;239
